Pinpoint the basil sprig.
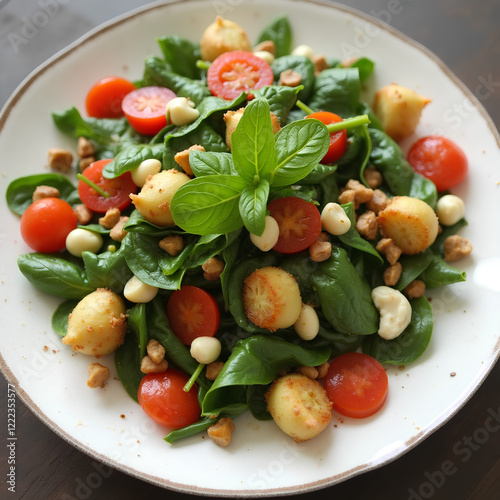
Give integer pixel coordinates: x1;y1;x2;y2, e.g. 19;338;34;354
170;98;330;236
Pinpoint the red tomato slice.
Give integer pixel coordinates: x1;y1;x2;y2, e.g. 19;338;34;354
268;196;322;254
324;352;388;419
166;286;220;345
138;369;200;429
122;86;177;135
78;159;137;213
306;111;347;164
20;198;77;253
407;135;468;192
85;76;136;118
207;51;274;100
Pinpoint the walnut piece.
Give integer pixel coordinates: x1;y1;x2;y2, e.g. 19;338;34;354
86;363;110;388
32;185;60;203
207;417;235;447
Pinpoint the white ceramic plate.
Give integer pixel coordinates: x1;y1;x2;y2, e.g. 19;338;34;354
1;0;500;496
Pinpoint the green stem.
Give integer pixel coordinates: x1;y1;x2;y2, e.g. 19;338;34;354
183;363;205;392
76;173;110;198
295;100;314;115
326;114;371;133
196;59;211;70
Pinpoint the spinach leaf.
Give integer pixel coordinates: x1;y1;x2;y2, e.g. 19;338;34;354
122;210;176;236
239;179;270;236
128;303;148;359
102;142;165;178
310;246;379;335
410;172;438;208
308;68;361;117
220;237;240;310
164;417;217;444
51;299;79;337
301;163;337;184
348;57;375;82
115;331;143;402
189;150;235;176
256;85;301;124
280;252;321;306
272;119;330;187
363;296;433;364
171;175;246;235
271;55;315;101
317;316;363;357
256;15;292;58
156;35;201;80
6;173;80;215
201;335;330;416
247;384;272;421
395;250;433;291
17;253;93;299
419;255;466;289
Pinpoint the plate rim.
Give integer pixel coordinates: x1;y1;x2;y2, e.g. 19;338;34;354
1;0;499;496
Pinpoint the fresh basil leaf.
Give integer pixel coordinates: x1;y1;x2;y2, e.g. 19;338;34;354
271;55;315;101
51;299;79;337
102;143;165;178
271;119;329;187
170;175;246;235
239;179;270;235
256;15;292;58
189;150;235;176
6;173;80;215
255;85;301;124
231;98;276;183
156;35;201;80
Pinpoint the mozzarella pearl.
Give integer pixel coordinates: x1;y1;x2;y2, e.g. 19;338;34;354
293;304;320;340
66;228;103;257
166;97;200;126
250;215;280;252
190;336;222;365
321;202;351;235
123;276;158;303
131;159;162;187
436;194;465;226
253;50;275;64
291;44;315;59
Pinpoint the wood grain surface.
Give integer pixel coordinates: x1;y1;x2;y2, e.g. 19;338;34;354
1;1;499;499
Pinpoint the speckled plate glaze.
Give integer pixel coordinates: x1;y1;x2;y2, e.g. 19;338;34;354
1;0;500;496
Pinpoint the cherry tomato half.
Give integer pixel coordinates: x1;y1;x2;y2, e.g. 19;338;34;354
324;352;388;419
306;111;348;164
407;135;468;192
138;369;201;429
78;159;137;213
122;86;177;135
268;196;322;254
20;198;77;253
85;76;136;118
166;286;220;345
207;50;274;100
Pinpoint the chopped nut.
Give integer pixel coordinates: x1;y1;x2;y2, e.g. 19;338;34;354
367;189;389;214
338;189;356;206
296;365;319;379
202;257;224;281
32;185;60;202
140;355;168;374
79;156;95;172
253;40;275;55
207;417;235;447
99;207;121;229
376;238;402;265
346;179;374;204
309;239;332;262
278;69;302;87
404;280;426;299
174;144;205;176
77;137;95;158
86;362;110;388
383;262;403;286
158;235;184;256
48;148;73;172
312;54;328;75
206;361;224;381
444;235;473;262
110;216;129;242
73;204;93;225
146;339;165;365
363;167;383;188
316;361;330;379
356;211;379;240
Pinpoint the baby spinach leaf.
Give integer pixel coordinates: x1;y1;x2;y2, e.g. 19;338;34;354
17;253;94;299
51;299;79;337
122;210;175;236
271;55;315;101
114;331;143;402
171;175;246;235
280;252;321;306
311;246;379;335
255;85;301;124
256;15;292;58
189;150;235;176
239;179;269;236
301;163;337;184
395;250;434;291
419;255;466;289
317;315;363;357
102;142;165;178
231;98;276;183
247;384;272;421
156;35;201;80
410;172;438;208
128;303;148;359
6;173;80;215
363;296;433;365
308;68;361;117
348;57;375;82
271;119;330;187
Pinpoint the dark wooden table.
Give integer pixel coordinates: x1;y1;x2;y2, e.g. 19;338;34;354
1;1;499;499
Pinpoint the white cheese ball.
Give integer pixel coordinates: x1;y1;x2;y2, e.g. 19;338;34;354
66;228;103;258
293;304;320;340
321;202;351;235
123;276;158;303
131;159;162;187
130;169;190;227
253;50;275;64
190;336;222;365
372;285;412;340
250;215;280;252
266;373;332;442
436;194;465;226
291;44;315;59
62;288;127;356
166;97;200;127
